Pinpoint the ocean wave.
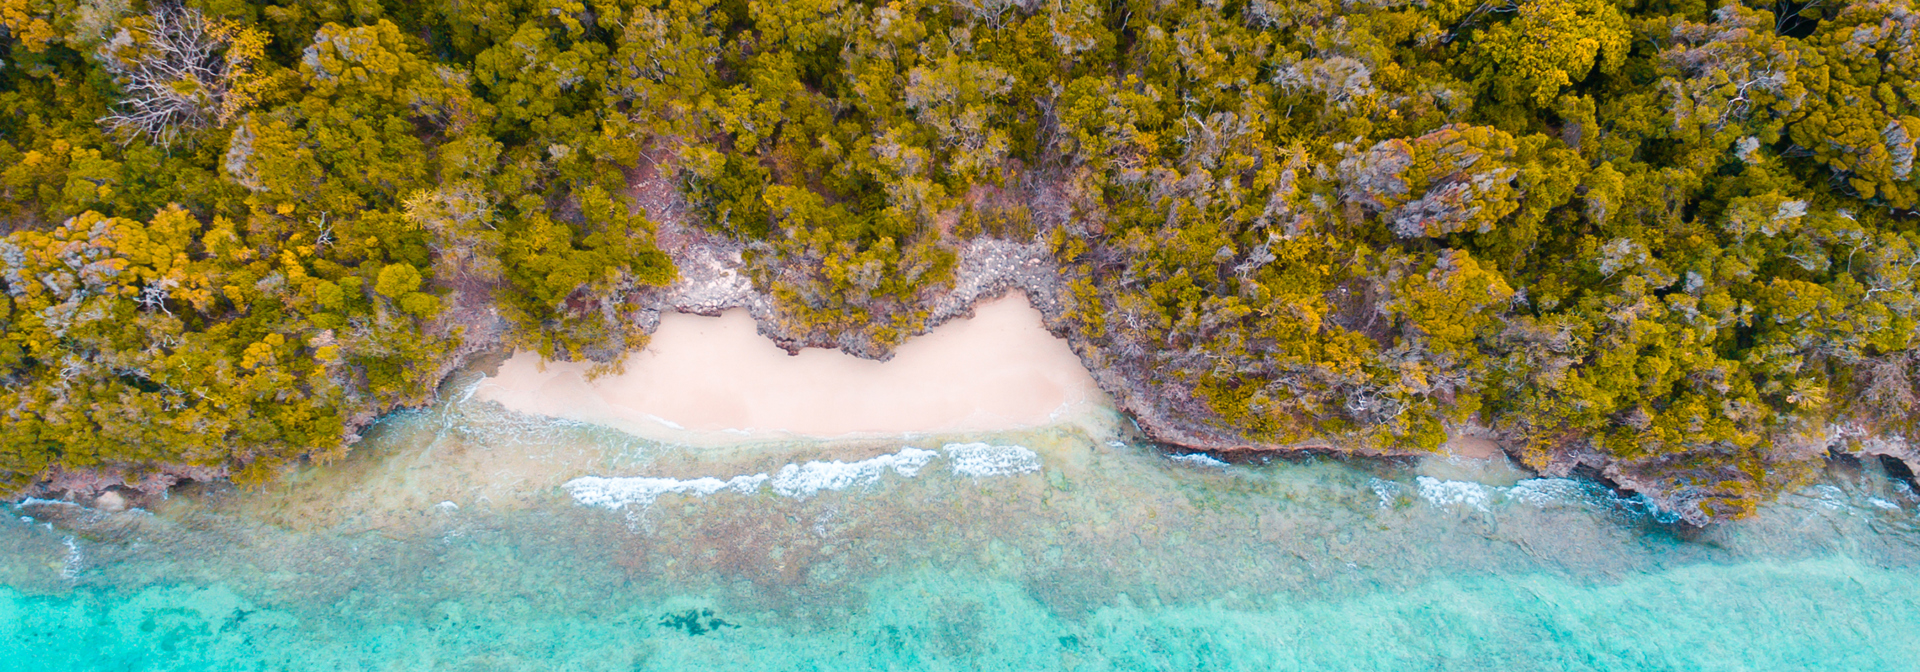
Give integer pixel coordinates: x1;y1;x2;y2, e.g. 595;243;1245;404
1369;478;1406;509
1415;476;1492;512
15;497;83;509
1170;453;1230;469
1507;478;1594;508
943;443;1041;477
565;474;770;509
770;448;939;498
61;536;81;582
1805;484;1852;512
1389;475;1687;519
566;444;1030;508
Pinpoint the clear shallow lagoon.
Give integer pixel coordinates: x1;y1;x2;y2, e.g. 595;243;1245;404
5;383;1920;670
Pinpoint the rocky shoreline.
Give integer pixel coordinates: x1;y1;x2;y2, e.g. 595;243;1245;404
19;162;1920;528
613;168;1920;527
22;220;1918;526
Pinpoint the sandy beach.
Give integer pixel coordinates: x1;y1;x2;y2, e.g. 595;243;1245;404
473;294;1109;443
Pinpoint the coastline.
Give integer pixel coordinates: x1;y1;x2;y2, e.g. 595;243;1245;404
14;155;1915;526
604;194;1917;525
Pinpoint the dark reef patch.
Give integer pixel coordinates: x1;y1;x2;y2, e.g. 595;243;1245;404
658;609;737;637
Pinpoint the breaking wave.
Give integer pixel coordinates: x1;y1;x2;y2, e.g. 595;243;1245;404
1169;453;1231;469
566;474;769;509
565;443;1038;508
770;448;938;498
1416;476;1492;512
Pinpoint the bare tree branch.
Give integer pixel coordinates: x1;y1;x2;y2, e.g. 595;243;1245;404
97;5;263;147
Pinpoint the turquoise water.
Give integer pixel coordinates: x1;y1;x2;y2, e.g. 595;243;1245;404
5;387;1919;670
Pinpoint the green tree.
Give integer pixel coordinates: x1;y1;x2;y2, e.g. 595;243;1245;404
1468;0;1629;107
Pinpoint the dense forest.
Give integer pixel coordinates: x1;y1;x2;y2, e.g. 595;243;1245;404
4;0;1919;521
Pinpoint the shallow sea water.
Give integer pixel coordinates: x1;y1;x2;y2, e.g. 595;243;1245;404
5;381;1920;670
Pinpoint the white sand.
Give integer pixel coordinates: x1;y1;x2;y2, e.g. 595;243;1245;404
473;294;1109;443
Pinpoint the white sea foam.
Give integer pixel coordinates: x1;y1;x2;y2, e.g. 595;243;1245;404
944;442;1042;477
1369;478;1405;509
1807;484;1851;511
1416;476;1492;512
17;497;82;509
61;536;81;582
1170;453;1230;469
1868;497;1901;511
1507;478;1592;508
645;414;686;430
565;474;771;509
769;447;938;498
567;446;963;508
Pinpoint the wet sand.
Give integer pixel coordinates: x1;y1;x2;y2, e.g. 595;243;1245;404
474;294;1108;443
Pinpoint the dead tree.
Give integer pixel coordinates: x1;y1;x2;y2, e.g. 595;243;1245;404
98;5;259;147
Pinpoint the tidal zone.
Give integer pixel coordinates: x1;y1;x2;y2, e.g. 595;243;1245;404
3;380;1917;671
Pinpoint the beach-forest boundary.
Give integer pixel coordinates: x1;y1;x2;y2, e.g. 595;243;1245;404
5;0;1920;522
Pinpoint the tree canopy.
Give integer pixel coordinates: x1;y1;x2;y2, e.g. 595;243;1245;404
6;0;1920;520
